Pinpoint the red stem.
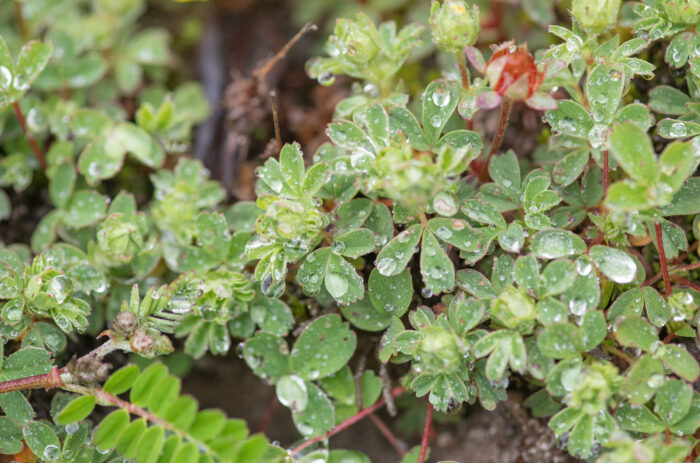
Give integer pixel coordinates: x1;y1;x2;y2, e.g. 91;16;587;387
480;98;512;182
673;276;700;293
13;101;47;170
654;222;671;297
289;387;405;456
0;366;62;394
369;412;406;456
418;403;433;463
602;149;609;199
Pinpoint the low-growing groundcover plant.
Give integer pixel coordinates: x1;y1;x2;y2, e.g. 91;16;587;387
1;0;700;462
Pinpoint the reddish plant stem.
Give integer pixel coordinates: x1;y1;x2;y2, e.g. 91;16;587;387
642;260;700;288
418;403;434;463
602;149;609;199
480;98;512;182
257;395;279;433
674;276;700;293
13;101;47;170
663;332;677;344
0;366;62;394
654;222;671;297
369;413;406;456
289;387;405;457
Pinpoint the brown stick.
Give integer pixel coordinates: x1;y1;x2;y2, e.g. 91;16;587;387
654;222;671;297
418;403;434;463
289;387;405;456
13;101;47;170
253;22;317;81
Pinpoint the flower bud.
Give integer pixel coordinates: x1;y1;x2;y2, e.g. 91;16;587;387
333;13;380;65
662;0;700;24
430;0;480;54
572;0;621;32
112;311;137;337
418;327;461;374
484;42;543;101
490;286;535;331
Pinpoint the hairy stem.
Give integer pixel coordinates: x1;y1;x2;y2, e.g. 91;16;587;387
14;1;28;41
480;98;512;182
654;222;671;297
289;387;405;456
418;403;433;463
601;343;632;365
0;366;62;394
0;339;115;394
13;101;47;170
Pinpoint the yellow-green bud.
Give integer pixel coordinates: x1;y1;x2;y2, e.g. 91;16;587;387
334;14;380;65
418;327;461;373
429;0;480;54
572;0;621;32
662;0;700;24
490;286;536;332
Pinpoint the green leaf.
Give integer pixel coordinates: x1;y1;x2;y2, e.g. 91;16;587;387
23;421;60;461
130;362;168;407
189;409;226;441
545;100;593;139
456;269;497;299
303;163;329;196
428;373;468;412
297;248;331;295
642;287;670;327
368;268;412;317
250;296;294;337
422;80;459;145
0;417;22;454
163;396;197;431
616;403;665;433
241;332;290;382
56;395;95;424
94;409;130;451
49;163;76;208
605;181;651;211
78;138;125;184
63;190;107;228
568;414;593;458
578;310;606;351
654;380;693;425
290;314;356;380
462;199;506;228
427;217;480;252
553;150;589;186
536;298;568;325
135;425;164;463
389;106;429;151
537;323;580;359
13;40;53;95
325;252;363;305
375;223;422;276
327;120;375;155
661;177;700;215
488;151;520;199
104;365;141;395
279;143;305;194
585;64;624;125
589;245;638;284
340;298;391;331
365;103;389;145
334;229;376;257
657;140;699;193
292;383;334;437
657;119;700;139
614;317;659;352
530;229;586;259
0;347;52;381
648;85;690;115
658;344;700;382
420;229;455;295
623;354;665;404
538;259;576;297
276;375;308;413
608;122;657;185
498;222;524;253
